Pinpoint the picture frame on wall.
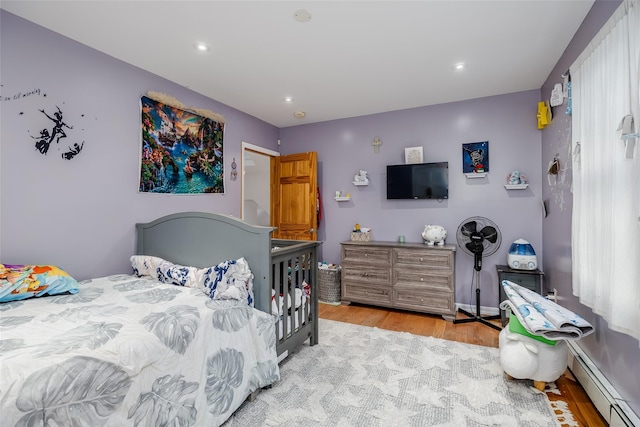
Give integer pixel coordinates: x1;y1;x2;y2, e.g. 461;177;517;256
404;146;424;164
462;141;489;175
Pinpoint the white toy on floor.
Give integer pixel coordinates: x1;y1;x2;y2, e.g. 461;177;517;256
499;323;568;391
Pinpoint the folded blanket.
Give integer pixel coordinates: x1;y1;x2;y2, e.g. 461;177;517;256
499;280;594;341
203;257;254;306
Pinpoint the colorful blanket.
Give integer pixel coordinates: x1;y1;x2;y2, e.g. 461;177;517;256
499;280;594;341
0;264;79;302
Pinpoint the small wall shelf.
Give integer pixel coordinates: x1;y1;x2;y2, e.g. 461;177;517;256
465;172;488;179
335;196;351;202
504;184;529;190
352;181;369;186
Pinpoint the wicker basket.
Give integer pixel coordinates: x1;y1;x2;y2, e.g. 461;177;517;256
318;267;342;303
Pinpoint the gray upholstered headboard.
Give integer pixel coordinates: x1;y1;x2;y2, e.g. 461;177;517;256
136;212;274;312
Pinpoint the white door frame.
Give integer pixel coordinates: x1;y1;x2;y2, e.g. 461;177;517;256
241;141;279;222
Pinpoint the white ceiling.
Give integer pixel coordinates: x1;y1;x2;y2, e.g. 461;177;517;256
1;1;594;128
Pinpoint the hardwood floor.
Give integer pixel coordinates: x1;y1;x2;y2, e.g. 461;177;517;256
318;302;607;427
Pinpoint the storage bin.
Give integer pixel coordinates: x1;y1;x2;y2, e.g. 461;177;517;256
318;267;342;303
350;231;372;242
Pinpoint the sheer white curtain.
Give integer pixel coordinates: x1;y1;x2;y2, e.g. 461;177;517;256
571;0;640;341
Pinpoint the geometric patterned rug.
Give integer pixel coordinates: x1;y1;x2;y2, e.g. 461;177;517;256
224;319;560;426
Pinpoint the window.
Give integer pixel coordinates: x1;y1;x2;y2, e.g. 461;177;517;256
570;0;640;341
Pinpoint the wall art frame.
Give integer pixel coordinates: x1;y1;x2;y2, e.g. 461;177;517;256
404;146;424;164
462;141;489;176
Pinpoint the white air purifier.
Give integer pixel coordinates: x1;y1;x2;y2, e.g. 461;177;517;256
507;239;537;270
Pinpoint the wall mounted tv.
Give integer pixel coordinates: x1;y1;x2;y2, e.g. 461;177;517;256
386;162;449;200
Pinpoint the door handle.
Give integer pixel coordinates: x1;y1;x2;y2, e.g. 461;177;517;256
309;228;315;233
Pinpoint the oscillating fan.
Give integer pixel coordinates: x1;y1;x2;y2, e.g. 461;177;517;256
453;216;503;331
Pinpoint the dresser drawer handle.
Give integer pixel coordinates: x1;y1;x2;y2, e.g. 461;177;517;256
420;277;424;282
420;257;424;262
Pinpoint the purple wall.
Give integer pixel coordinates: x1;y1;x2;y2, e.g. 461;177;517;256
280;90;544;310
540;0;640;417
0;11;279;280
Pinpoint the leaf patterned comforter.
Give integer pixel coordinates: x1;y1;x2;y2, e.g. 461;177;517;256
0;274;280;427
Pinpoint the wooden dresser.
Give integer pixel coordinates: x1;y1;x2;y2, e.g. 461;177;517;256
340;241;456;320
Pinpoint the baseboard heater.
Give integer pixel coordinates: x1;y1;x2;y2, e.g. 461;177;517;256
566;341;639;426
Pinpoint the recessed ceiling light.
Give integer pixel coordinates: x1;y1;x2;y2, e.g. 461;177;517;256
284;97;294;103
293;9;312;23
454;62;465;71
194;42;210;52
293;111;306;119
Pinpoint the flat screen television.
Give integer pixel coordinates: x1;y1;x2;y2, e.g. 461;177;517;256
386;162;449;199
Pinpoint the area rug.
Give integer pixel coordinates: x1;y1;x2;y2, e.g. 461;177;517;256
224;319;559;426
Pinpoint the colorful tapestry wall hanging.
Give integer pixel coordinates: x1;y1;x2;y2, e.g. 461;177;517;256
139;96;224;194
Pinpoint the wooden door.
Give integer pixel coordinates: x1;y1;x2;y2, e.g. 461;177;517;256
271;152;317;240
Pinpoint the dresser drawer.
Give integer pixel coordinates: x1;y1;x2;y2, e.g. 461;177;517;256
342;245;391;266
393;285;454;315
393;248;453;270
394;270;453;292
342;264;391;286
342;284;392;306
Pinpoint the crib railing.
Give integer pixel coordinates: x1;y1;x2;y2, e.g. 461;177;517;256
271;239;321;358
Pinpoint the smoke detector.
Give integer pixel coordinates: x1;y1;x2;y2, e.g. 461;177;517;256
293;9;312;23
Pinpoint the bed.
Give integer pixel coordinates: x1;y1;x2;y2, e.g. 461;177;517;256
0;211;320;426
135;211;321;359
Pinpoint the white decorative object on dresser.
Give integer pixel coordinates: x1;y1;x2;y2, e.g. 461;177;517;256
340;241;456;320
